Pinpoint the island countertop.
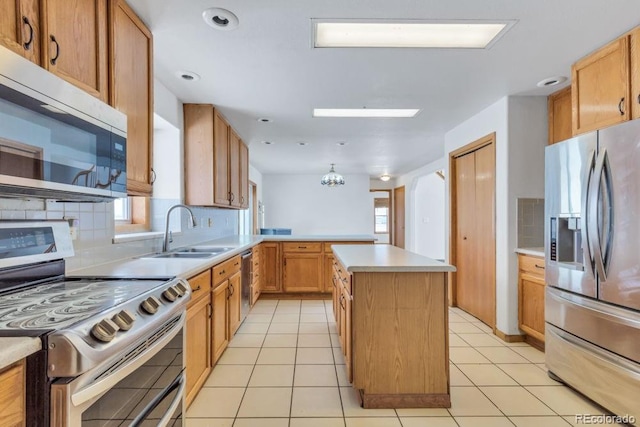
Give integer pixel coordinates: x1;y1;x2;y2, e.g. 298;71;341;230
332;244;456;273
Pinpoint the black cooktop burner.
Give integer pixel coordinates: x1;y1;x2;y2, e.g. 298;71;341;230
0;279;165;330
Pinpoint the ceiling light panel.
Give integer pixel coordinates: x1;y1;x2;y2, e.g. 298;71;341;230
313;20;513;49
313;108;420;118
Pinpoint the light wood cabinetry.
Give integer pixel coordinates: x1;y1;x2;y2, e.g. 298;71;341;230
548;86;572;144
630;27;640;120
212;255;241;363
109;0;153;195
183;104;249;209
518;254;546;343
261;242;282;293
0;360;25;426
41;0;108;101
332;257;450;408
185;270;211;408
211;280;228;364
0;0;40;64
572;36;630;135
282;242;323;293
251;245;261;305
323;253;334;292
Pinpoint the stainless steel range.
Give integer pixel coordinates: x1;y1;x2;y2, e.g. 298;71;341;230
0;221;191;426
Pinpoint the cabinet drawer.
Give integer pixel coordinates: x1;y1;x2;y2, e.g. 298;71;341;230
282;242;322;253
213;255;241;284
187;270;212;307
518;254;545;277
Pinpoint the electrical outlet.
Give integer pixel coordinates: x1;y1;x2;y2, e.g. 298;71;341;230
64;217;78;240
208;218;213;227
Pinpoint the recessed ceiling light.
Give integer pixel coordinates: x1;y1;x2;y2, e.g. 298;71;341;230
536;76;568;88
313;20;514;49
175;71;200;81
380;174;391;182
257;117;273;123
313;108;420;118
336;141;348;146
202;8;239;31
298;142;310;146
262;141;274;145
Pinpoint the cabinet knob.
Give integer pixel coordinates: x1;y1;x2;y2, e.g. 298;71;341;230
50;35;60;65
22;17;34;50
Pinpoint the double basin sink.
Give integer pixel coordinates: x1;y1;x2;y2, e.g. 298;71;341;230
144;246;234;259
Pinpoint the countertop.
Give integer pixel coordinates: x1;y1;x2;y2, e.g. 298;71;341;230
68;234;376;279
0;337;41;370
515;247;545;257
332;244;456;273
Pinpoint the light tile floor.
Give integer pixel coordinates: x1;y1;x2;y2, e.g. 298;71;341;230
186;299;620;426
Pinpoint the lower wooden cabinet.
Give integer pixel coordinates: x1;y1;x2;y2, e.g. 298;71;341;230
0;360;25;426
251;245;261;305
518;254;546;342
228;270;242;336
211;280;229;365
323;253;334;292
185;293;211;407
283;253;323;292
261;242;281;293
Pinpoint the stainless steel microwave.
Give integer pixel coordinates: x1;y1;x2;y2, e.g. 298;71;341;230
0;46;127;201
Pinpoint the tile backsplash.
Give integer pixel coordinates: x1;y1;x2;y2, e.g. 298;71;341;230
517;198;544;248
0;197;239;272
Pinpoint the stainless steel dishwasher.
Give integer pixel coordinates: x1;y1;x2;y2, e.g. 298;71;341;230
241;250;252;321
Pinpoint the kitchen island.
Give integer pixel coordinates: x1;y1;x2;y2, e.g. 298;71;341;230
331;244;455;408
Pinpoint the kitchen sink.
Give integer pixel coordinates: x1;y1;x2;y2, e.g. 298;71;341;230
146;252;216;259
177;246;234;254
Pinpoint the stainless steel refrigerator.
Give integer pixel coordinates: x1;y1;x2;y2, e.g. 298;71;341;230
545;119;640;421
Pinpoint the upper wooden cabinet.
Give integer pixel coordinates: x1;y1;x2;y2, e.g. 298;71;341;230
630;27;640;120
548;86;572;145
184;104;249;209
572;35;630;135
41;0;109;102
0;0;40;64
109;0;154;196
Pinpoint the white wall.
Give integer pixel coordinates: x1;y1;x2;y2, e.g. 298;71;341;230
262;174;372;235
152;114;181;199
414;173;445;259
443;95;546;335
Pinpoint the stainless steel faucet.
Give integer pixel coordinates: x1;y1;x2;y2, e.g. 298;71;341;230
163;204;197;252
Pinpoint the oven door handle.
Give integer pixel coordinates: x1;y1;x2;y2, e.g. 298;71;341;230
71;313;184;407
130;370;185;427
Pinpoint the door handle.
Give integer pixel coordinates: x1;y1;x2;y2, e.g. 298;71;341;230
582;149;597;278
50;35;60;65
588;148;611;282
618;97;625;115
22;17;34;50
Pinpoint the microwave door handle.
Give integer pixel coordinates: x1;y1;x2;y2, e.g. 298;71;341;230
130;370;185;427
589;149;607;282
582;149;596;277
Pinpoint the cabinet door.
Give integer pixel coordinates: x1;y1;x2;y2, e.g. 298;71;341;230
184;104;215;205
228;270;242;336
0;0;40;64
283;254;323;292
630;28;640;120
185;294;211;407
109;0;153;195
0;360;25;426
548;86;572;144
519;273;545;342
261;242;282;292
239;140;249;209
342;285;352;382
229;129;241;208
213;110;230;206
211;281;229;364
572;36;630;135
324;254;334;293
42;0;108;101
332;266;340;325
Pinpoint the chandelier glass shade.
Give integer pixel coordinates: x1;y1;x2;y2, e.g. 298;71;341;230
321;163;345;187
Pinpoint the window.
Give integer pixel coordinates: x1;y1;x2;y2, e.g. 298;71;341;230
374;198;389;234
114;197;130;222
114;196;150;233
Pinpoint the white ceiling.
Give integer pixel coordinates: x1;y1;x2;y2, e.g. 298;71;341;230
128;0;640;177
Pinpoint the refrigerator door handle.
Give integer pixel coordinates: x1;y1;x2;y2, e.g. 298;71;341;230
582;149;597;278
599;149;614;277
588;148;612;282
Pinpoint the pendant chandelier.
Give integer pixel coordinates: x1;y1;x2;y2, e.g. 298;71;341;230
321;163;345;187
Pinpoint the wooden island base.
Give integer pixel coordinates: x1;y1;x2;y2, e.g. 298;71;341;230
359;391;451;409
331;245;456;410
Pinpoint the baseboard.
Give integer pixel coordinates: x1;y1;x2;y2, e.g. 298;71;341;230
259;292;331;300
525;334;545;351
495;329;526;343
